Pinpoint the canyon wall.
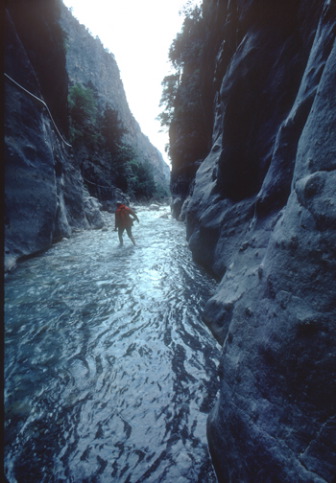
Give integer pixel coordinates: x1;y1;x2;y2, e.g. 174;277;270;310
5;0;92;271
60;5;170;195
170;1;336;481
5;0;169;271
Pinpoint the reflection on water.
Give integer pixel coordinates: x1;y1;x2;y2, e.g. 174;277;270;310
5;206;220;482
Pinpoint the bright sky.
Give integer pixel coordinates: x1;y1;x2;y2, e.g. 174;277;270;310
62;0;198;165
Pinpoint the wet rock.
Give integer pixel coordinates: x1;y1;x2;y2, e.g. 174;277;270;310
83;197;105;229
170;0;336;480
148;204;161;211
4;4;89;265
4;1;169;269
5;10;62;264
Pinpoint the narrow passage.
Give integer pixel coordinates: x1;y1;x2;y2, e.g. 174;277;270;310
5;206;220;482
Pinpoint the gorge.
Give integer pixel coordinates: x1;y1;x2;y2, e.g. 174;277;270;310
5;0;336;481
5;0;170;272
169;0;336;481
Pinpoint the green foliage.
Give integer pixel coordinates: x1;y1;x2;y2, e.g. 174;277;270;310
111;145;157;200
130;160;157;199
157;73;180;129
154;183;170;200
169;6;203;69
110;143;134;192
68;83;100;146
101;107;125;153
69;85;166;202
158;5;204;133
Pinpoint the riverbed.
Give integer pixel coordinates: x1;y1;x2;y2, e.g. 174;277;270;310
5;206;220;482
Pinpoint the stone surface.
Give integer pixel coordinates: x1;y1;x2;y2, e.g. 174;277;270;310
5;7;70;270
4;5;102;271
4;0;169;270
60;4;170;193
170;0;336;480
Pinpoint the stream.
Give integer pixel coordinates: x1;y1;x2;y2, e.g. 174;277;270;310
5;206;220;482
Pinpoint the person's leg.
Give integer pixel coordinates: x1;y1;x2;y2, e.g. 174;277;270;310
118;228;124;246
126;226;136;245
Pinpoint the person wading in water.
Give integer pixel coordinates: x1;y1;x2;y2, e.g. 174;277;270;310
114;202;139;246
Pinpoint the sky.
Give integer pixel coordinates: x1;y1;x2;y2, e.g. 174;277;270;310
62;0;199;166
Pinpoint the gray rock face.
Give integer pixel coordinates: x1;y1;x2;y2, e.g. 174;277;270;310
4;0;169;270
60;4;170;190
4;6;105;271
171;1;336;480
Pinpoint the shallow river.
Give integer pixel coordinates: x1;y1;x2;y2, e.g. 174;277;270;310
5;206;220;482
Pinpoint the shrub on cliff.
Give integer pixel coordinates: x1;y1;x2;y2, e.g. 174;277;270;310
159;4;210;166
112;146;157;201
159;5;204;131
68;83;162;202
68;83;101;147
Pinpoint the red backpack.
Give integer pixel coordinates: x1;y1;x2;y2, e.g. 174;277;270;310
116;205;131;227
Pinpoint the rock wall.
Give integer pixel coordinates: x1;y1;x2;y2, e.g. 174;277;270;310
171;0;336;480
5;0;169;271
60;4;170;193
4;1;101;271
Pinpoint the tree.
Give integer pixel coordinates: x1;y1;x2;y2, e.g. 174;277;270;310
157;73;180;129
68;83;100;146
101;107;125;153
158;5;204;132
68;85;163;202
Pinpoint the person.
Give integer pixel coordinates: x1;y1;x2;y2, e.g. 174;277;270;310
114;201;139;246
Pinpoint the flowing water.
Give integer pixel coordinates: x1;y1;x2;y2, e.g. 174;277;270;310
5;206;220;482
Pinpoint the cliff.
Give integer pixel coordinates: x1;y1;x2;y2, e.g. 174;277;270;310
170;0;336;481
60;5;170;198
4;0;169;271
5;0;92;271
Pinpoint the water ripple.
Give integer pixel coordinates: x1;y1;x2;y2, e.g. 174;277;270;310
5;207;220;482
